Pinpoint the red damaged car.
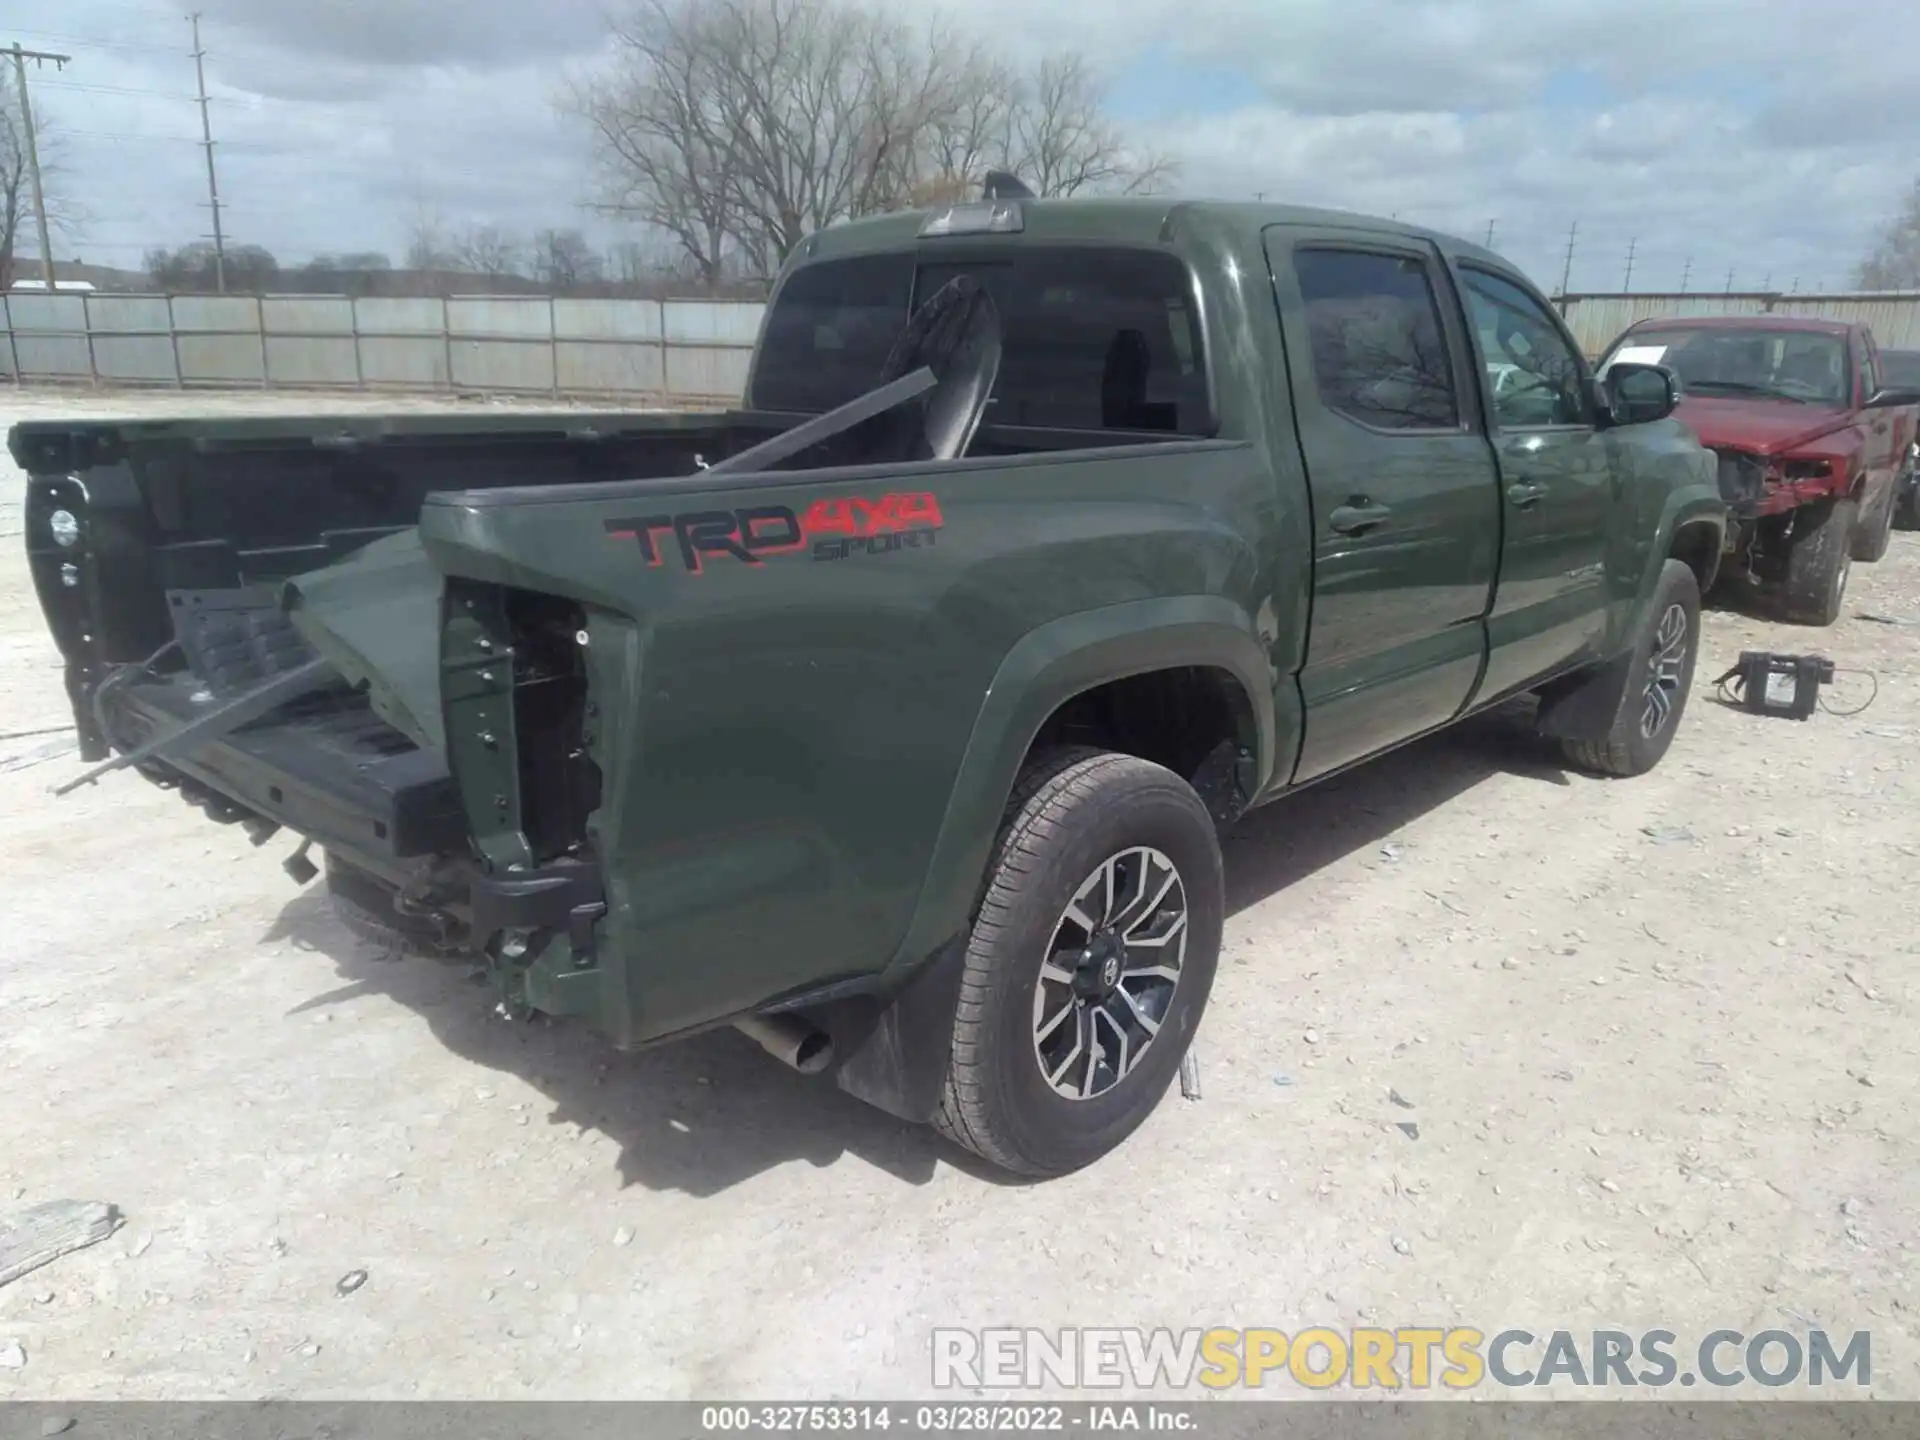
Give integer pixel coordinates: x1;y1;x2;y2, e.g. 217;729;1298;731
1598;316;1919;625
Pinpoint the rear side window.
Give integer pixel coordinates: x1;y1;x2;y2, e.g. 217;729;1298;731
751;247;1210;435
1293;248;1460;431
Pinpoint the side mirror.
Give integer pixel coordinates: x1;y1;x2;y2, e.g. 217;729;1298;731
1602;362;1680;426
1865;385;1920;410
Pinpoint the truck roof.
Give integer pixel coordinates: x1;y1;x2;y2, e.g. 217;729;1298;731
1628;314;1854;336
798;195;1505;269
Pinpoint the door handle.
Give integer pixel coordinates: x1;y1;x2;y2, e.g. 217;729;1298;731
1506;480;1548;509
1328;501;1392;536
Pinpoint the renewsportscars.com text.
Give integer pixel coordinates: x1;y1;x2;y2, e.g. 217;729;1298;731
931;1327;1871;1391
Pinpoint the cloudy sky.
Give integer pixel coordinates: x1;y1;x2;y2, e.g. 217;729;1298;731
13;0;1918;293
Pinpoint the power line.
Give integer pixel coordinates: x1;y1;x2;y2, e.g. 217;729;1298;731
55;125;558;182
58;128;307;154
47;239;155;253
60;128;203;142
0;28;180;56
6;0;185;19
38;78;202;101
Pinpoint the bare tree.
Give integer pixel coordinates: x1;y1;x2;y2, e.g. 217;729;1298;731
0;78;29;290
0;73;80;289
1854;178;1920;291
532;227;606;291
147;242;279;294
569;0;745;290
571;0;1173;283
911;49;1017;202
653;0;947;275
1007;54;1177;199
404;208;455;271
452;224;524;279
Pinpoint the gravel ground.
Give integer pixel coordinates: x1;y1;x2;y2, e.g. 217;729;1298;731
0;388;1915;1401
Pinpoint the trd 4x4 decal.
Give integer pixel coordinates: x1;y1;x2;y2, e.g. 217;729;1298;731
605;492;944;574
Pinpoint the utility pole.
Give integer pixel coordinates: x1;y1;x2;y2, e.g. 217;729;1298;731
189;13;227;293
7;43;67;291
1723;266;1735;295
1485;218;1496;248
1622;237;1636;293
1680;256;1692;293
1557;219;1578;297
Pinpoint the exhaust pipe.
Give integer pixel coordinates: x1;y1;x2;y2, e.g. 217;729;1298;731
733;1013;834;1075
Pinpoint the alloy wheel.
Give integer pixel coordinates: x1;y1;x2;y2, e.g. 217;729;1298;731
1640;601;1690;739
1031;847;1188;1100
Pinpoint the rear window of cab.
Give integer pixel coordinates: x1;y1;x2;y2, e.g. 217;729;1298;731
751;248;1211;436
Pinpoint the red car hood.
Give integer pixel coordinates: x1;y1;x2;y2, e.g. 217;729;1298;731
1673;395;1851;456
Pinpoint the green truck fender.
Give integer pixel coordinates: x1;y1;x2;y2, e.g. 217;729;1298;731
827;594;1276;1123
1535;482;1725;744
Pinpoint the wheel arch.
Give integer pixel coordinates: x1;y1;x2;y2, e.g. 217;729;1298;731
1668;515;1723;596
1643;490;1725;620
879;595;1274;985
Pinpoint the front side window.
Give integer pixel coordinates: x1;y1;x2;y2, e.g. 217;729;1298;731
1293;247;1460;431
1461;268;1589;428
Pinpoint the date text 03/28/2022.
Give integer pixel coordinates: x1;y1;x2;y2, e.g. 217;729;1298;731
700;1405;1192;1432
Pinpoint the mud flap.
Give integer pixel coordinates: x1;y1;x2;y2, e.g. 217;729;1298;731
826;937;969;1124
1532;645;1636;743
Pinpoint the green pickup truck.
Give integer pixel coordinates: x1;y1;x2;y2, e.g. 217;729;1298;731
18;196;1725;1177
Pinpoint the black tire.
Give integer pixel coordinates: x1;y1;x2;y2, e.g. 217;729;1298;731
933;749;1224;1178
1560;559;1701;779
1852;484;1895;563
324;852;466;958
1780;498;1855;626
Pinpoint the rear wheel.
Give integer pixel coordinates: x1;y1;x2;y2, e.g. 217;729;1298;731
1780;498;1855;626
1560;559;1701;779
933;749;1224;1177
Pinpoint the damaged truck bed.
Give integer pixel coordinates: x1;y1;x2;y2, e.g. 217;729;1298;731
19;194;1725;1177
